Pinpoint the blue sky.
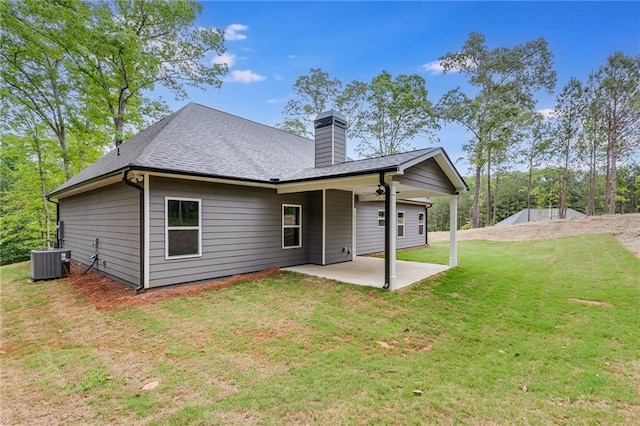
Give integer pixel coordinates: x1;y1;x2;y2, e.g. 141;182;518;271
163;1;640;172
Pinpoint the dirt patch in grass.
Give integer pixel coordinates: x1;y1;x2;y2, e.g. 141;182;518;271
67;263;280;311
568;298;614;307
429;213;640;258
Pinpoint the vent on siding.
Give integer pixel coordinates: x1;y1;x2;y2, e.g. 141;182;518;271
30;249;71;281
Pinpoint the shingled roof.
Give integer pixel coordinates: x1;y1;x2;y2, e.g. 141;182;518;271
51;103;463;196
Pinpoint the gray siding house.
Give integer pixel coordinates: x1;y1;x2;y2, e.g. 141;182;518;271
50;104;467;291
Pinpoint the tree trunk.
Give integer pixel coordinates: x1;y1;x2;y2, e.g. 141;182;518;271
48;66;71;180
492;172;500;223
607;142;618;214
114;115;125;147
527;157;533;221
560;147;569;219
486;147;492;226
471;164;482;228
586;137;597;216
34;138;51;249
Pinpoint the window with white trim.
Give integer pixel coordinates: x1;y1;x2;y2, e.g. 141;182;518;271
165;197;201;259
378;210;385;228
397;211;405;238
418;212;425;236
282;204;302;248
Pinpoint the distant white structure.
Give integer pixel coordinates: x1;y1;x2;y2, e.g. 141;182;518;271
496;208;586;227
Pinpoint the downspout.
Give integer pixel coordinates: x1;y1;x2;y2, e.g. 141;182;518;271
46;197;59;248
123;169;145;293
379;172;390;289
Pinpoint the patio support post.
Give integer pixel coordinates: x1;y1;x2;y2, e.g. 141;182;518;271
389;182;398;290
449;194;458;267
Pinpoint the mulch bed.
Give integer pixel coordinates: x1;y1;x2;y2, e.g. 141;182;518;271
66;263;280;312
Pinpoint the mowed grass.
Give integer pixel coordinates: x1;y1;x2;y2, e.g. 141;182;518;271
1;234;639;425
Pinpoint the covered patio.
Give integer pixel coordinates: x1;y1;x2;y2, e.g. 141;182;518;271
278;147;467;291
283;256;450;290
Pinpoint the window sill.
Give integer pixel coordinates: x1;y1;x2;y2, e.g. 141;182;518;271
165;254;202;261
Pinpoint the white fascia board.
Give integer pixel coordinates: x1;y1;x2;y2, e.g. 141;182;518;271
53;174;123;199
277;174;392;194
53;169;277;199
145;171;277;189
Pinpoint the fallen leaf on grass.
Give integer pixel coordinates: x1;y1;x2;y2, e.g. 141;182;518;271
522;385;528;393
376;341;393;349
413;389;423;396
141;380;159;391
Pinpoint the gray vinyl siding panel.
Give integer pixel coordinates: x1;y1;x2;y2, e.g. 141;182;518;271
355;201;426;255
59;183;140;285
314;126;334;168
148;177;311;288
314;126;346;167
324;190;353;264
305;191;323;265
396;158;456;195
333;131;346;164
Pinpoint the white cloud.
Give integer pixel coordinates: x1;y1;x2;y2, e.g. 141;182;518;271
422;60;446;74
266;98;285;104
274;73;283;81
288;54;297;59
225;24;248;41
538;108;556;119
227;70;266;84
212;52;237;67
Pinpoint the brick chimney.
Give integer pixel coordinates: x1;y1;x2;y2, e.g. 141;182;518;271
314;110;347;168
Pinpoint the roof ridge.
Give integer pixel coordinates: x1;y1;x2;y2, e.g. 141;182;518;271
190;102;314;143
134;103;196;166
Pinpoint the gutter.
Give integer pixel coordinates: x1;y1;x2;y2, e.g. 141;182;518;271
48;168;128;198
122;169;145;293
51;164;403;200
379;172;391;290
279;166;399;185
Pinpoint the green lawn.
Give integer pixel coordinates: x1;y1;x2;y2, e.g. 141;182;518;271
1;234;639;424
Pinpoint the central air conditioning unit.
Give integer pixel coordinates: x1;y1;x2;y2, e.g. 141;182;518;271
30;249;71;281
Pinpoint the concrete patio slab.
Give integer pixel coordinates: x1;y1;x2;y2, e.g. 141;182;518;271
282;256;450;290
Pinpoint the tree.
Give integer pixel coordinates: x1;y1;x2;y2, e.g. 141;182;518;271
590;52;640;214
579;79;607;216
70;0;227;147
1;0;82;179
0;0;228;263
279;69;439;158
349;71;438;158
277;68;343;138
552;78;584;218
520;113;552;221
437;32;556;228
0;128;64;264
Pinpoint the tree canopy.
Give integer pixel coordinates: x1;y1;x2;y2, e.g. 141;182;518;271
278;68;439;158
0;0;227;263
437;32;557;227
